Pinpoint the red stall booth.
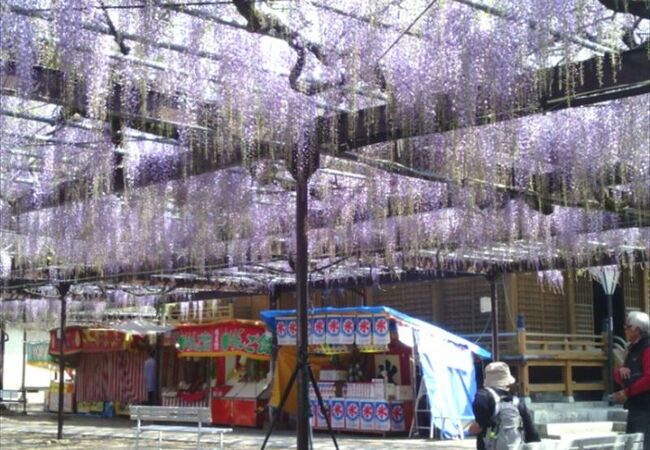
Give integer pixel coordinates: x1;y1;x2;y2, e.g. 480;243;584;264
48;326;148;415
174;320;272;427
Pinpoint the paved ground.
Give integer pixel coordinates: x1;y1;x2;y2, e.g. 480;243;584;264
0;411;477;449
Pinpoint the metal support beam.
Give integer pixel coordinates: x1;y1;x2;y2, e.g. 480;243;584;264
295;168;309;450
316;44;650;153
488;272;500;361
2;44;648;216
21;307;27;415
56;281;71;440
155;334;163;406
292;128;319;450
0;323;6;391
589;265;620;401
606;292;614;397
269;286;280;391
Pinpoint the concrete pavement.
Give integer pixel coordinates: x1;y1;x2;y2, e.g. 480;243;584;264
0;411;476;449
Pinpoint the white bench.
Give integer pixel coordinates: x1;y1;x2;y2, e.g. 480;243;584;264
129;405;232;449
523;433;645;450
0;389;26;412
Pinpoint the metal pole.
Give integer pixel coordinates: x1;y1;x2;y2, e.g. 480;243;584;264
295;170;310;450
0;323;6;391
489;274;499;361
21;307;27;414
57;282;71;440
269;288;279;393
155;333;163;406
606;293;614;396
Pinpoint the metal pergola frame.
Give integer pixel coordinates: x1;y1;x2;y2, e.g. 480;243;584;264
1;2;649;447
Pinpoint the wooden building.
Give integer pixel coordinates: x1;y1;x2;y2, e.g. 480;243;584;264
270;265;649;401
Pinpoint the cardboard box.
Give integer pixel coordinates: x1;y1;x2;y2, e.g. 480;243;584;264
385;383;396;399
320;370;347;381
396;385;413;400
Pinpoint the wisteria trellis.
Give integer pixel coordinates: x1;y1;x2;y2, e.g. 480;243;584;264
0;0;649;289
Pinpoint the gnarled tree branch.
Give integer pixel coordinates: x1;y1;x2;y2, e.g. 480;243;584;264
233;0;341;96
232;0;326;62
98;0;130;55
597;0;650;19
288;47;345;96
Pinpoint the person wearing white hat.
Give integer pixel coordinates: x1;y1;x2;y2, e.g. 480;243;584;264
469;362;539;450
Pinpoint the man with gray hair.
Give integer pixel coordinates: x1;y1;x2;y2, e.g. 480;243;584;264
613;311;650;450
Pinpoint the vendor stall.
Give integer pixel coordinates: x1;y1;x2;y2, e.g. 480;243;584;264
48;326;148;415
173;319;273;427
260;306;490;437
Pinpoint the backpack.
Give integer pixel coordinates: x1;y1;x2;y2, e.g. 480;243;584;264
482;387;524;450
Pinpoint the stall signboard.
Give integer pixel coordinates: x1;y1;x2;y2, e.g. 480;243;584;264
310;400;318;427
355;315;373;345
27;341;51;366
375;400;391;431
310;316;326;345
81;329;127;352
331;398;346;429
276;317;296;345
273;313;389;348
340;317;355;345
316;399;330;428
286;317;298;343
360;401;375;431
49;326;83;355
372;315;390;346
326;315;342;345
176;321;272;360
49;327;133;355
390;402;406;431
345;399;361;430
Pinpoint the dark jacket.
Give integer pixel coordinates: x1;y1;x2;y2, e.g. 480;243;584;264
472;387;540;450
615;336;650;411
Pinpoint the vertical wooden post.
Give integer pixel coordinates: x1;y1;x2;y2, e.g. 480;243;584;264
517;328;527;355
642;266;650;314
365;285;374;308
566;269;577;335
431;280;443;324
520;364;530;397
564;361;574;400
517;315;528;397
504;274;518;333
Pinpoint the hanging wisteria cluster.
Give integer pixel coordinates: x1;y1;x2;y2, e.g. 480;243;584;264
0;1;648;285
0;288;159;326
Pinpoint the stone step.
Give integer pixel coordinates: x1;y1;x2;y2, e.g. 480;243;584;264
607;409;628;422
528;401;608;410
532;408;608;424
529;403;626;424
537;421;621;439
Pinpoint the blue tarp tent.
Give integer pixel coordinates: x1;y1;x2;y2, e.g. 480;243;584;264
260;306;490;438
